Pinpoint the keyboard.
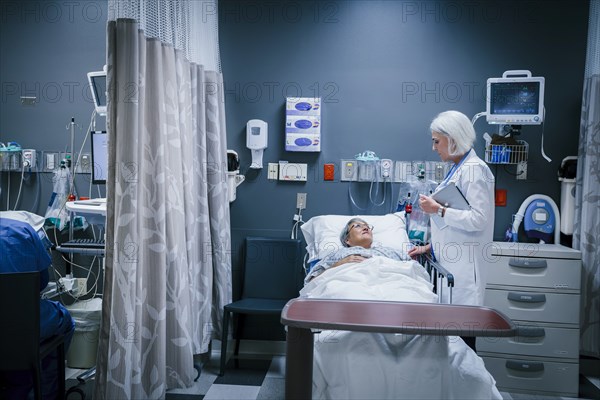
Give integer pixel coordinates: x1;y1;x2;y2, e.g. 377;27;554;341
60;238;106;249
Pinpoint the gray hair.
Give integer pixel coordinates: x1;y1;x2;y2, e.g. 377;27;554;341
429;110;476;157
340;217;368;247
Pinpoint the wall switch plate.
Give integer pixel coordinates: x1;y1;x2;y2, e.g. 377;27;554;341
267;163;279;180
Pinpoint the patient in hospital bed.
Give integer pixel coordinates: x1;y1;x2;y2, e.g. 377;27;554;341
300;213;502;400
304;217;411;284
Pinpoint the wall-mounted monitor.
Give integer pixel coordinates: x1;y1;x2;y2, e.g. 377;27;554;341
91;130;108;184
486;70;545;125
87;70;107;116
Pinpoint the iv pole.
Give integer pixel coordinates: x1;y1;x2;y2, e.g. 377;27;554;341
66;117;76;279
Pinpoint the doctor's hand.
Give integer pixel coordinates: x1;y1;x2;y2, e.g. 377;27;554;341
408;243;431;260
332;254;370;268
419;194;441;214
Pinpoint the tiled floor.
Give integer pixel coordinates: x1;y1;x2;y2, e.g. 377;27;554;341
64;344;600;400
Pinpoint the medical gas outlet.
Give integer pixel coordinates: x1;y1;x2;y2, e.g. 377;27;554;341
341;159;449;183
22;149;37;168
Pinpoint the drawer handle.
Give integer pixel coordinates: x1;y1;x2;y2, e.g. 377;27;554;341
507;292;546;303
508;258;547;269
516;326;545;337
506;360;544;372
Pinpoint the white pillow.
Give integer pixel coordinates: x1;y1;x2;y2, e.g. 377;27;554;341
301;212;410;263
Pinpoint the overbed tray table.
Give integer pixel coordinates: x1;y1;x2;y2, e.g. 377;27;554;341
281;298;516;400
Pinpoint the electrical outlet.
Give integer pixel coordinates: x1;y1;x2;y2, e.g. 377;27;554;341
434;163;445;182
341;160;357;181
74;278;88;296
516;162;527;180
44;152;58;171
296;193;307;210
393;161;411;183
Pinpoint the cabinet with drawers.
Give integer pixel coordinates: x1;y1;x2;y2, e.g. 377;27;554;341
477;242;581;397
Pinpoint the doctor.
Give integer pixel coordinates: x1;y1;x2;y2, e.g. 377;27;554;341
409;110;495;310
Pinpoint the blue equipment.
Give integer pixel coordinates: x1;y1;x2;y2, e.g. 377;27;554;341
511;194;560;244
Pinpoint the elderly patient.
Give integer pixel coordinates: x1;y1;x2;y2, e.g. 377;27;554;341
305;217;410;283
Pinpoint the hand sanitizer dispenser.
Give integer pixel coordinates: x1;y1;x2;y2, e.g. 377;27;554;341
246;119;268;169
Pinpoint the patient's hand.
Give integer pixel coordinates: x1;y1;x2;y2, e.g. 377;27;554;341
332;254;370;268
408;243;431;259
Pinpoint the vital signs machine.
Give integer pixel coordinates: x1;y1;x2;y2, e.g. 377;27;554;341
486;70;545;125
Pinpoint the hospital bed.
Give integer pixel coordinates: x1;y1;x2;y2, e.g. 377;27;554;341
282;212;515;400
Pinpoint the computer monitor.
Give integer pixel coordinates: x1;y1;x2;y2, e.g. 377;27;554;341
91;131;108;184
87;70;107;116
486;71;545;125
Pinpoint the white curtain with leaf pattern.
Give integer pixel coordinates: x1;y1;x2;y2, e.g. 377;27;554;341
95;2;231;398
575;0;600;358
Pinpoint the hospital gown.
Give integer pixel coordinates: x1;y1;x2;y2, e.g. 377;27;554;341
0;217;75;400
305;245;410;283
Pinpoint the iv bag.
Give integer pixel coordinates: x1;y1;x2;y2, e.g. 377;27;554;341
45;168;71;231
396;177;438;243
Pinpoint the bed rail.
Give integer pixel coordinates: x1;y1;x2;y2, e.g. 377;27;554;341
421;253;454;304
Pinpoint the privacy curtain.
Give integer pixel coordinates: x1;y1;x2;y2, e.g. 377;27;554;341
95;2;231;398
575;0;600;358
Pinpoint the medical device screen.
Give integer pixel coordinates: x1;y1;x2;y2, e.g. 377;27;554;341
91;131;108;184
87;71;107;116
486;79;544;125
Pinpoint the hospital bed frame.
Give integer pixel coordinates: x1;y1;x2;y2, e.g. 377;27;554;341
283;252;514;400
422;253;454;304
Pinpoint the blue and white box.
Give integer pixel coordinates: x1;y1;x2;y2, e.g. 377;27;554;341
285;97;321;152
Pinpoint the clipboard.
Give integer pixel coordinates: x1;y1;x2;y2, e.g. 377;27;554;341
432;182;470;210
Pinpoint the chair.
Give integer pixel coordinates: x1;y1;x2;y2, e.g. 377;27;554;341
0;271;66;400
220;237;303;376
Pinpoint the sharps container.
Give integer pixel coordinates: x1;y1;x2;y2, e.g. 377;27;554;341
558;156;578;236
66;297;102;369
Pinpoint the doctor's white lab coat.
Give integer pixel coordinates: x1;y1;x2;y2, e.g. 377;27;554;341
430;149;495;306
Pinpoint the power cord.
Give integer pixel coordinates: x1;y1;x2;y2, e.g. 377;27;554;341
291;207;304;239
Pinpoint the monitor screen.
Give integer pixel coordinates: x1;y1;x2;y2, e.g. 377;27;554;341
91;131;108;184
87;71;107;116
486;76;544;125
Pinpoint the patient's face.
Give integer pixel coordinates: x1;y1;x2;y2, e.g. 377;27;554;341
345;221;373;248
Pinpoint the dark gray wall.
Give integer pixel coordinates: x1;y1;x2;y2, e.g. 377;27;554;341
220;0;589;254
1;1;108;297
1;0;108;214
1;1;590;307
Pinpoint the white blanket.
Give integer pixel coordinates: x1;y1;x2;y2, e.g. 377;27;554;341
300;256;502;400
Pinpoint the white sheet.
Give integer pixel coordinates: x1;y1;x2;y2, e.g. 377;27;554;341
300;256;502;400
